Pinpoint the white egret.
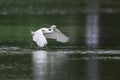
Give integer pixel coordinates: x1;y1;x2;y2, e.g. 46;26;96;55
31;25;69;47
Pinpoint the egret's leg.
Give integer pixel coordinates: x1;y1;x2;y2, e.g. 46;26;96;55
30;41;37;48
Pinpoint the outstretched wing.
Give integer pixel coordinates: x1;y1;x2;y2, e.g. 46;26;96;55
33;30;47;47
44;28;69;43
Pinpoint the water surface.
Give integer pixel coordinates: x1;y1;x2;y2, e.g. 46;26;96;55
0;46;120;80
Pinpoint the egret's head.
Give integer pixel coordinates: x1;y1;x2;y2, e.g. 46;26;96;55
51;25;57;28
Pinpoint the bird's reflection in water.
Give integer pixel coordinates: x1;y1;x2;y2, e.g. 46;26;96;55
32;50;68;80
32;50;48;80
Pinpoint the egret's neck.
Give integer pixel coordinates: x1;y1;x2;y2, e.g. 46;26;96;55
41;28;54;34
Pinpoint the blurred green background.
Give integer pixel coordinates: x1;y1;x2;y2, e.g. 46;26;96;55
0;0;120;48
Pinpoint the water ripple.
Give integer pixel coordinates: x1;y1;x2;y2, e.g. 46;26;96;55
0;46;32;55
0;46;120;54
0;46;120;61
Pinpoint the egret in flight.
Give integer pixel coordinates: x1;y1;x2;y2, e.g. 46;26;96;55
31;25;69;47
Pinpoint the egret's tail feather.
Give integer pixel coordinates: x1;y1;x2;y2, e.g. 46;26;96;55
31;31;35;35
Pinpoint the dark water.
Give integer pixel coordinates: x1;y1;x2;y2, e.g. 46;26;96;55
0;0;120;80
0;47;120;80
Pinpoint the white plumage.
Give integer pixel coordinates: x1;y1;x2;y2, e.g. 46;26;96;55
31;25;69;47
